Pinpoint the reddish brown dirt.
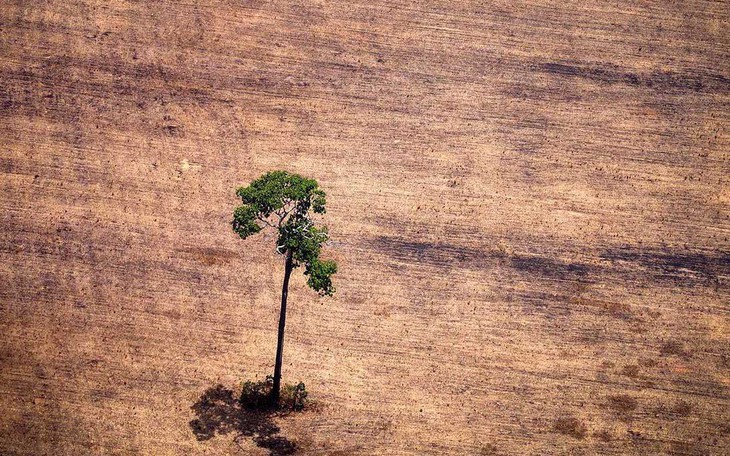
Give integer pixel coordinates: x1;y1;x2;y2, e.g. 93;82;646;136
1;1;729;455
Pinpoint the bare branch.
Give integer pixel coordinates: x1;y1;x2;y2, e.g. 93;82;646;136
275;200;299;226
256;215;275;228
281;205;295;222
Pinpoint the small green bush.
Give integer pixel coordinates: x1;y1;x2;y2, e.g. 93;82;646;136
240;376;274;410
280;382;308;411
239;377;309;411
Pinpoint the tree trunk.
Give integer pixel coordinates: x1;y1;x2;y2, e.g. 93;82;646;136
271;249;293;406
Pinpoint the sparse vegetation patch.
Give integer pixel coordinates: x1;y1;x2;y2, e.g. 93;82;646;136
240;376;309;412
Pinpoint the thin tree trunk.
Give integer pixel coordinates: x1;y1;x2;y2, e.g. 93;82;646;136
272;249;293;405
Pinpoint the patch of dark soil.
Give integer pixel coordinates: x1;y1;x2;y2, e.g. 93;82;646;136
371;236;593;281
621;364;640;378
478;443;501;455
605;394;638;417
667;441;711;456
370;237;483;269
600;247;729;287
660;341;693;360
510;255;591;280
537;62;730;94
651;399;693;419
570;296;633;320
552;416;587;439
176;246;240;266
673;400;693;418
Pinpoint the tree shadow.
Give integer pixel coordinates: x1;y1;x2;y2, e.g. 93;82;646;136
189;384;298;455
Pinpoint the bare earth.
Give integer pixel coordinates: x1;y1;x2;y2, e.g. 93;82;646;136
1;1;729;455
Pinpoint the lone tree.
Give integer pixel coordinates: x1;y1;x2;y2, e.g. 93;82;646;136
232;171;337;405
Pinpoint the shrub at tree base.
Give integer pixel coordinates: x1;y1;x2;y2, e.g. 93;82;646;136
240;376;275;410
240;376;309;412
281;382;308;411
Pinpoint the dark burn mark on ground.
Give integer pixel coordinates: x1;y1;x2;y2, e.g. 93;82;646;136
371;237;727;288
510;255;590;280
371;237;483;267
601;247;729;287
371;236;592;281
538;62;730;94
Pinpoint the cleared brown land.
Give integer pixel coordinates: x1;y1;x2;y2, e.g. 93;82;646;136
1;1;729;455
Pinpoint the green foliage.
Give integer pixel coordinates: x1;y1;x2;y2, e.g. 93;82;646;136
233;171;337;296
239;377;309;412
277;221;328;265
305;259;337;296
232;205;263;239
280;382;308;411
234;171;326;224
240;376;274;410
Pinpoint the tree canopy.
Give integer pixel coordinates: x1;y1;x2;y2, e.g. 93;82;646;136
232;171;336;296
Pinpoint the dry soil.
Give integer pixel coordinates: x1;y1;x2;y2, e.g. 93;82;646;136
1;1;729;455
